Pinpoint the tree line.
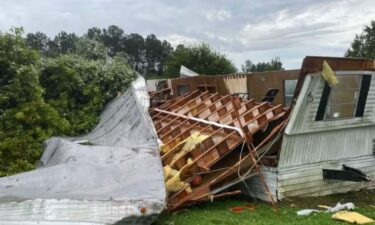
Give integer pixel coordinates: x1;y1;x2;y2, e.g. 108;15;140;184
25;25;173;76
25;25;285;76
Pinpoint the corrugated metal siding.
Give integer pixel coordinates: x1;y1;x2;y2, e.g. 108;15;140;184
280;127;374;167
280;71;375;168
277;155;375;199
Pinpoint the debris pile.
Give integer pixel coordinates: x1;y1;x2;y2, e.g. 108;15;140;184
150;90;288;210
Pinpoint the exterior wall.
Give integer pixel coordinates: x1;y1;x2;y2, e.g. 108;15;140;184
247;70;300;106
171;70;300;106
246;156;375;201
275;70;375;199
277;155;375;199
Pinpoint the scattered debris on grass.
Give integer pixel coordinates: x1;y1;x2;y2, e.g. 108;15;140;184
229;205;257;213
332;211;374;224
296;209;320;216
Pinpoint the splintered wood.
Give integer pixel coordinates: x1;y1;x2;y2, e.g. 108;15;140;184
150;91;287;210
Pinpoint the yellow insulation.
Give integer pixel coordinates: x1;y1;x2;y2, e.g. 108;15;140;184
322;60;339;86
163;132;209;194
170;132;208;165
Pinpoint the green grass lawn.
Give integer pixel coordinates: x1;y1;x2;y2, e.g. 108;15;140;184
154;190;375;225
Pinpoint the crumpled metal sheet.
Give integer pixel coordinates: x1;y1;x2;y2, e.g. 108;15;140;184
0;75;166;225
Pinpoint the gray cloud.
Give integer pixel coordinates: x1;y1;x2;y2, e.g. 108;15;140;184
0;0;374;69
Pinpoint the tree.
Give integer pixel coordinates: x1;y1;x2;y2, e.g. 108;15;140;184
75;37;108;60
123;33;145;72
102;25;124;56
145;34;163;75
25;31;49;52
40;55;104;135
0;28;68;176
86;27;102;41
165;43;237;76
99;55;137;101
53;31;79;54
241;57;284;72
346;20;375;59
158;40;173;74
241;59;255;73
45;39;60;57
83;26;173;75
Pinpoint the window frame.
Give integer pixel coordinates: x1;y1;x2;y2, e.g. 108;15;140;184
315;73;372;121
283;79;298;106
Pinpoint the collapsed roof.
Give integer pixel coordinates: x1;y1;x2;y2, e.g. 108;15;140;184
150;90;288;210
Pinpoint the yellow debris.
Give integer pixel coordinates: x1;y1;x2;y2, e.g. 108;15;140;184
161;136;184;154
163;165;179;180
165;158;194;193
332;211;374;224
163;132;208;194
322;60;339;86
170;132;208;166
165;172;191;193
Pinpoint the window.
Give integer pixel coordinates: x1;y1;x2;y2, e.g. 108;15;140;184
326;75;361;119
284;79;298;106
177;84;190;96
315;74;371;121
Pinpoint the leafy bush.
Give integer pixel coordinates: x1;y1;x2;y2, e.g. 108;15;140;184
0;28;68;176
40;54;136;135
0;29;136;176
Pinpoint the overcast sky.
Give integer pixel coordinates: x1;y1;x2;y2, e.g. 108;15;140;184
1;0;374;69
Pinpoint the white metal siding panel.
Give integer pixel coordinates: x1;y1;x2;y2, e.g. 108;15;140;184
277;155;375;199
280;127;375;167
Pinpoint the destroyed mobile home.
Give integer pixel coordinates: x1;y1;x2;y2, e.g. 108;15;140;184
156;56;375;207
0;56;374;224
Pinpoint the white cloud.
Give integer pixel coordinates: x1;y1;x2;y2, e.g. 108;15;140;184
206;10;231;22
162;34;199;48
